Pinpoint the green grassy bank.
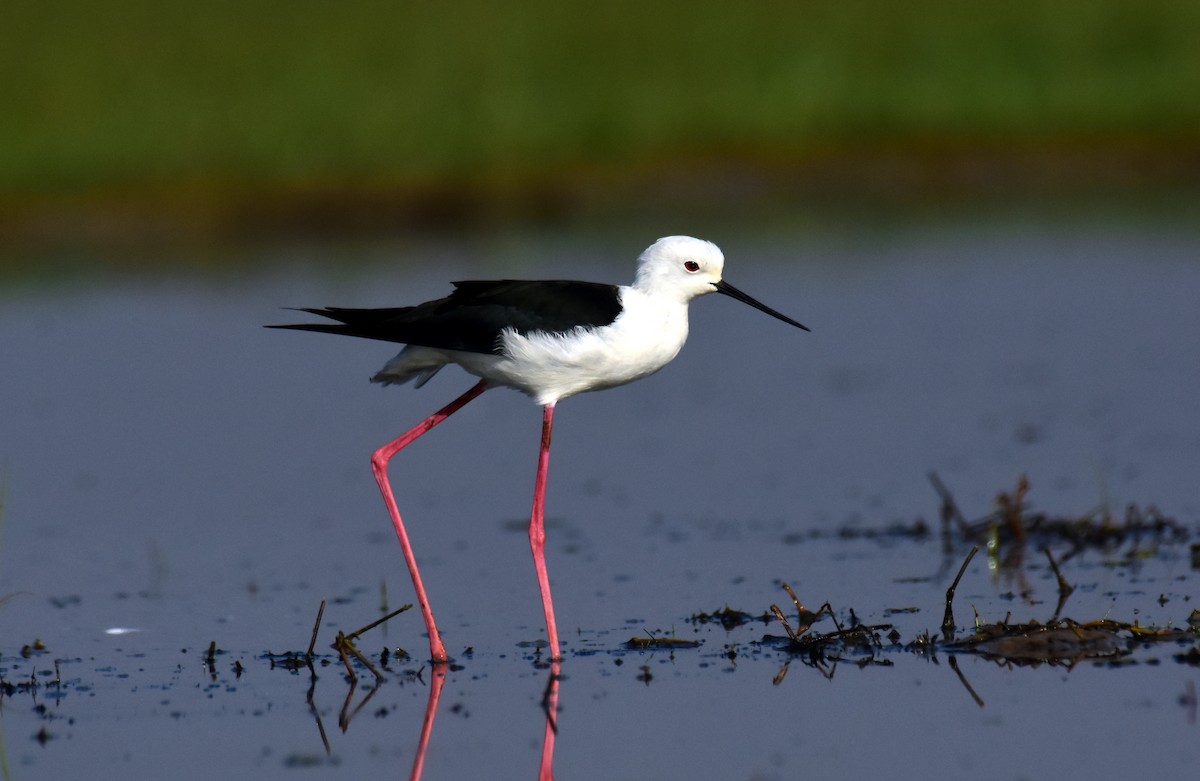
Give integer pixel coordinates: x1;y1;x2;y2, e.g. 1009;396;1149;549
3;0;1199;246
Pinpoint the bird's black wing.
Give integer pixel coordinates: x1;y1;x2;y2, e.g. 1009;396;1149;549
268;280;623;355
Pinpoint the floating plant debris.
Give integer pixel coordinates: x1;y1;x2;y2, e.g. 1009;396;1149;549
688;607;766;630
624;633;702;650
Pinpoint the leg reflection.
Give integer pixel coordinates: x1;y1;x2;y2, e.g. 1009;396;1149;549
538;662;562;781
409;664;447;781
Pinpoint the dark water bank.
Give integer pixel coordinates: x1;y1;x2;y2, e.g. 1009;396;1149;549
4;145;1200;266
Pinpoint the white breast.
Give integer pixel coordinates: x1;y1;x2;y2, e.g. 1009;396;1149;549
473;286;691;406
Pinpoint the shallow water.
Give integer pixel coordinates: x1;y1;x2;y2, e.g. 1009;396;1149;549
1;213;1199;779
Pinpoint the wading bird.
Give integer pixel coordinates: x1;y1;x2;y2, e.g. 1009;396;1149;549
271;236;807;663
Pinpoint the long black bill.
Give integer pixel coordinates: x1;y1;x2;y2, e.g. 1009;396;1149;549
713;279;810;331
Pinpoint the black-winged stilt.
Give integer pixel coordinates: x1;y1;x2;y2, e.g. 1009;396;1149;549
271;236;807;663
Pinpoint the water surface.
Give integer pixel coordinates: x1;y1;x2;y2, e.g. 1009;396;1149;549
1;214;1198;778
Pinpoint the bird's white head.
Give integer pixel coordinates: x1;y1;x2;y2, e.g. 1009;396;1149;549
632;235;810;331
633;236;726;301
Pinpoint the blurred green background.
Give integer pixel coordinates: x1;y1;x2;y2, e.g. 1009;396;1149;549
3;0;1199;256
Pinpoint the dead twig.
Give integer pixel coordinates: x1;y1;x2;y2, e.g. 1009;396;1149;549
997;475;1030;544
307;599;326;663
333;631;385;682
929;471;969;550
942;546;979;639
345;603;412;644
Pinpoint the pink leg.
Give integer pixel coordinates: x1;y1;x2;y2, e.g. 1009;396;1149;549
371;379;488;664
530;403;561;660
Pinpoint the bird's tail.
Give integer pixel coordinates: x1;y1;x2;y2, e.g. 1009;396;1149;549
266;307;414;344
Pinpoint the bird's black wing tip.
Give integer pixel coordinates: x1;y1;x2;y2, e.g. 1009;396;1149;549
266;307;354;327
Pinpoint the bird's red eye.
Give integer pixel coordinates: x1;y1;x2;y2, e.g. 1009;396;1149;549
684;260;700;273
